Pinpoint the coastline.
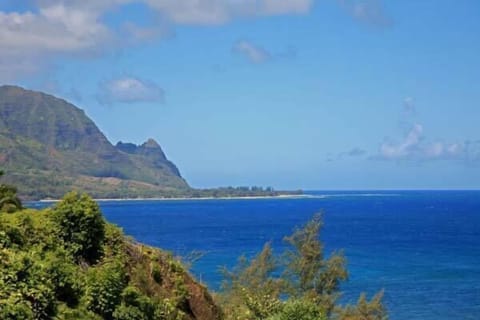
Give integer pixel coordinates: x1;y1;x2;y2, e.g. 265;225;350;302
38;194;315;203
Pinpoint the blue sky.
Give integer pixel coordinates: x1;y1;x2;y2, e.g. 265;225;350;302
1;0;480;189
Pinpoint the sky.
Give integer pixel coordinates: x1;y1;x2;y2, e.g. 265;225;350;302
1;0;480;190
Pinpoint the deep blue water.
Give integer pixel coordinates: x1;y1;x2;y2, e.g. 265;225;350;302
31;191;480;319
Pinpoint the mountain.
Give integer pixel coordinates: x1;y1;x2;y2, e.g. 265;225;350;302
0;85;189;199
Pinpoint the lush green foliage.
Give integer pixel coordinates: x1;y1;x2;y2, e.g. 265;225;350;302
51;192;105;263
0;191;221;320
219;213;388;320
0;170;22;213
267;300;326;320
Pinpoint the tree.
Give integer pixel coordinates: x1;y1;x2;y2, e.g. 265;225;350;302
51;192;105;263
335;291;387;320
0;170;23;213
282;213;348;314
219;214;387;320
220;243;283;319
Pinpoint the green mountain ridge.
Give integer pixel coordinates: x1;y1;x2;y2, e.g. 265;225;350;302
0;85;189;200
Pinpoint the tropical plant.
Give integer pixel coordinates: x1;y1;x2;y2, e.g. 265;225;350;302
219;213;387;320
0;170;23;213
51;191;105;263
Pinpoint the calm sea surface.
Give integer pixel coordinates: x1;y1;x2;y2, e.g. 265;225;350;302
31;191;480;319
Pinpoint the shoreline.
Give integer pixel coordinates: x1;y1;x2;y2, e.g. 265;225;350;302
37;194;314;203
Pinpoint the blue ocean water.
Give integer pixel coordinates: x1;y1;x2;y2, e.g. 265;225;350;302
32;191;480;319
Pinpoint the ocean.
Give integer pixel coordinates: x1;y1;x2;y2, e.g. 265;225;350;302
31;190;480;319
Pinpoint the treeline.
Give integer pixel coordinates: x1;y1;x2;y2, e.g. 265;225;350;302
4;170;303;200
182;186;303;199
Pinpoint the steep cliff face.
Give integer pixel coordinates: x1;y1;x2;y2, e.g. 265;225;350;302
0;85;189;199
116;139;182;177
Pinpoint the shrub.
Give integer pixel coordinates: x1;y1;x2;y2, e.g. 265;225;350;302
84;260;126;319
0;249;57;320
112;286;155;320
268;299;326;320
51;192;105;263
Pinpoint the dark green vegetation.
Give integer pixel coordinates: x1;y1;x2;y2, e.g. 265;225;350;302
0;85;301;200
0;85;188;200
218;214;387;320
179;186;303;199
0;170;22;213
0;191;222;320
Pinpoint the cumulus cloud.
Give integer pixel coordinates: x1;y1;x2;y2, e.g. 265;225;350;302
0;3;113;81
338;0;392;27
0;0;314;81
380;123;423;159
97;76;164;105
0;5;109;53
145;0;313;25
375;123;475;162
232;40;272;64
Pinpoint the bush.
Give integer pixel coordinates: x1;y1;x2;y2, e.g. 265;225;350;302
268;299;326;320
42;249;83;307
85;260;126;319
0;249;57;320
112;286;155;320
51;192;105;263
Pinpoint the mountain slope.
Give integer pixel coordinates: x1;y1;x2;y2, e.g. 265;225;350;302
0;85;189;199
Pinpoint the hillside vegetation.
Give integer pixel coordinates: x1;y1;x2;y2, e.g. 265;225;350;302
0;191;222;320
0;85;189;199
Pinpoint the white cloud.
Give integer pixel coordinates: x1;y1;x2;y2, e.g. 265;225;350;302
145;0;313;25
380;123;423;159
375;123;477;162
0;3;112;81
0;7;107;53
97;76;165;105
233;40;271;64
0;0;314;81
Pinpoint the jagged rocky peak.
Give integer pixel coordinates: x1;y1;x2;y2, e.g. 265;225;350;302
115;141;138;154
116;138;167;160
138;138;167;160
142;138;161;149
